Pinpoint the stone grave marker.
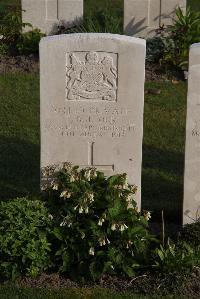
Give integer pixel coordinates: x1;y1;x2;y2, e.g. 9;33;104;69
22;0;83;35
124;0;186;38
40;33;146;208
183;43;200;224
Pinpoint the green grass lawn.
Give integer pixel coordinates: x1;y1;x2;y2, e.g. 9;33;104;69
0;74;187;224
0;286;183;299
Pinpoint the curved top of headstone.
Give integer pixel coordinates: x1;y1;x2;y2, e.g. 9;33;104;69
40;33;146;47
189;43;200;67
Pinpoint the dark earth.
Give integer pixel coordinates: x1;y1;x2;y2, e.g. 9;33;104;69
0;54;173;82
10;268;199;299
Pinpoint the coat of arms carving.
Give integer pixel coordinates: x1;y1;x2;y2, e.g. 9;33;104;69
66;51;117;101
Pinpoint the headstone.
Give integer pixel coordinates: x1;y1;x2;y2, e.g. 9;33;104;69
22;0;83;35
183;43;200;225
124;0;186;38
40;33;146;208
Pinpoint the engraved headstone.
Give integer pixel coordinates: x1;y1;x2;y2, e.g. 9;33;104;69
22;0;83;35
40;33;146;208
124;0;186;38
183;43;200;224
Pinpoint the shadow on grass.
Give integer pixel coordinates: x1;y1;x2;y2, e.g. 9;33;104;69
0;136;40;200
142;144;184;224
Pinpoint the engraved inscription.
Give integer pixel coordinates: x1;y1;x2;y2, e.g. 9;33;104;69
46;106;135;139
192;120;200;137
66;51;117;101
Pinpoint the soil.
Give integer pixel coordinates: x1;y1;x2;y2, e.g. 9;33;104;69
0;54;39;74
0;54;183;82
13;269;200;298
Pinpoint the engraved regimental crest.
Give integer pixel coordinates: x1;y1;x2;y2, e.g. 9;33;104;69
66;51;117;101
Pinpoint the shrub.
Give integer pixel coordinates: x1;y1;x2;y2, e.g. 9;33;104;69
42;163;154;281
179;221;200;247
159;7;200;71
0;7;44;56
146;37;165;64
57;4;122;35
153;240;200;277
0;197;52;280
17;29;44;55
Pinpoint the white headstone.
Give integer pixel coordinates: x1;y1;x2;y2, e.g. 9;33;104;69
183;43;200;225
22;0;83;35
40;33;146;208
124;0;186;38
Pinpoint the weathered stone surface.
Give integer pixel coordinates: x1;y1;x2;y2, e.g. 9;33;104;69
40;33;146;208
124;0;186;38
22;0;83;35
183;43;200;225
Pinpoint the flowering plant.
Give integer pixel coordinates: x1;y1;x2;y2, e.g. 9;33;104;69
42;163;154;280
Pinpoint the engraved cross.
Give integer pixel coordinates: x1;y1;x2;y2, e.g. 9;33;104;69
82;142;114;175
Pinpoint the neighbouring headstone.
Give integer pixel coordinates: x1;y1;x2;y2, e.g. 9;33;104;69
22;0;83;35
183;43;200;225
40;33;146;208
124;0;186;38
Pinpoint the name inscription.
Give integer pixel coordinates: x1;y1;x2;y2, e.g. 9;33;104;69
45;106;135;139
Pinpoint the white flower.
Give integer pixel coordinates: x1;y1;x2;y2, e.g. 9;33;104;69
122;175;128;189
87;192;94;203
130;185;137;193
120;225;125;232
60;220;67;227
85;206;89;214
99;237;106;246
74;205;78;211
127;202;134;210
52;183;59;190
106;237;110;244
91;168;97;178
126;240;132;249
60;190;71;199
111;223;116;231
144;211;151;221
84;169;91;181
48;214;53;220
98;219;103;226
70;175;75;182
98;218;105;226
119;224;128;232
89;247;95;255
63;162;72;171
41;183;48;191
79;206;83;214
81;232;85;239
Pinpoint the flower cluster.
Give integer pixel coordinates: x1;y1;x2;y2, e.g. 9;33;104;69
44;163;153;280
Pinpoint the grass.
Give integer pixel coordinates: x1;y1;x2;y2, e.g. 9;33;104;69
143;81;187;223
0;283;191;299
0;74;40;200
0;286;184;299
0;74;187;224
